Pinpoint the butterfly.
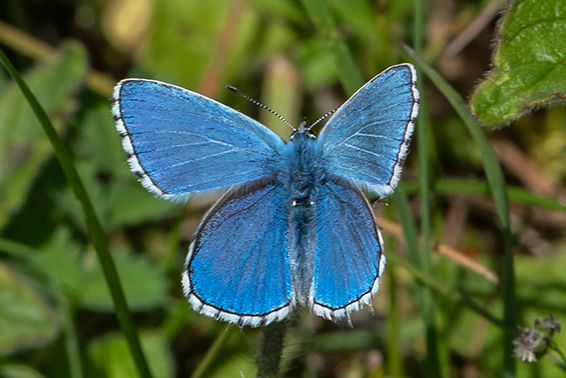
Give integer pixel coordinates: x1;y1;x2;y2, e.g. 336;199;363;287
112;64;419;327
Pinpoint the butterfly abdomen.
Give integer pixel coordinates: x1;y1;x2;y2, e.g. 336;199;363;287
284;132;325;305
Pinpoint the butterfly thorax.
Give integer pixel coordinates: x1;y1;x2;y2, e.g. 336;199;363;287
285;131;324;304
285;131;323;206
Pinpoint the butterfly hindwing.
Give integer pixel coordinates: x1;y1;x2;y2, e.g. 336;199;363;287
182;177;293;327
311;175;385;321
112;79;285;201
318;64;418;198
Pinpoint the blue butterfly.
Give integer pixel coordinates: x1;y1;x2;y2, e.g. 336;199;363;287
112;64;419;327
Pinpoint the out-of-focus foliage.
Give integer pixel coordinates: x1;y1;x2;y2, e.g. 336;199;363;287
0;262;58;356
0;43;87;228
471;0;566;126
0;0;565;377
88;331;174;378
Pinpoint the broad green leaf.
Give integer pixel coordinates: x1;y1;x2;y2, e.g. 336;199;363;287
0;42;87;228
106;180;179;228
0;364;47;378
78;252;168;311
77;102;128;178
88;330;173;378
50;160;107;231
470;0;566;126
54;158;177;230
0;262;58;356
32;227;81;291
207;355;256;378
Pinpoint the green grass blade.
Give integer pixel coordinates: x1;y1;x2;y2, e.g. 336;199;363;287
52;283;83;378
0;50;153;378
413;0;441;374
300;0;364;93
402;179;566;212
393;185;420;260
387;261;403;378
406;47;516;377
0;237;38;258
386;252;506;330
393;186;443;373
191;326;234;378
404;48;511;229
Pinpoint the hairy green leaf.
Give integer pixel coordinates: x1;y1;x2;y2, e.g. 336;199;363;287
471;0;566;126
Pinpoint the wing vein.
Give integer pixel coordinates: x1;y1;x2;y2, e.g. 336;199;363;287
342;143;400;163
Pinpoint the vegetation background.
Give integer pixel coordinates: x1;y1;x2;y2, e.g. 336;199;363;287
0;0;565;377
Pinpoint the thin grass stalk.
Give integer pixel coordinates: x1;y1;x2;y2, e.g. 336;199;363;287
405;47;516;377
387;261;403;378
0;237;37;258
402;179;566;212
52;284;83;378
393;185;443;375
386;252;506;330
0;49;153;378
413;0;442;374
191;326;233;378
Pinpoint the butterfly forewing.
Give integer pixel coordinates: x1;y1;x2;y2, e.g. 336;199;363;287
318;64;418;198
113;79;285;201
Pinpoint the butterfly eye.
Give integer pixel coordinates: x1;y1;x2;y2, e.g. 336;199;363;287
306;130;317;139
291;198;315;207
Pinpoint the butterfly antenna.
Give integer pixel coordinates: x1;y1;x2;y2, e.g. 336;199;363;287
307;107;338;130
226;85;296;132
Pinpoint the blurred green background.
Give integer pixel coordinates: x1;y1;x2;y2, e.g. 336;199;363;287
0;0;565;377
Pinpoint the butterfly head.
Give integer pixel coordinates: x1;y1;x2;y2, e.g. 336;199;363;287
290;120;317;141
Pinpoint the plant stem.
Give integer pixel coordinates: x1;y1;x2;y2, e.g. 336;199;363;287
257;322;286;378
387;261;403;378
53;284;83;378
